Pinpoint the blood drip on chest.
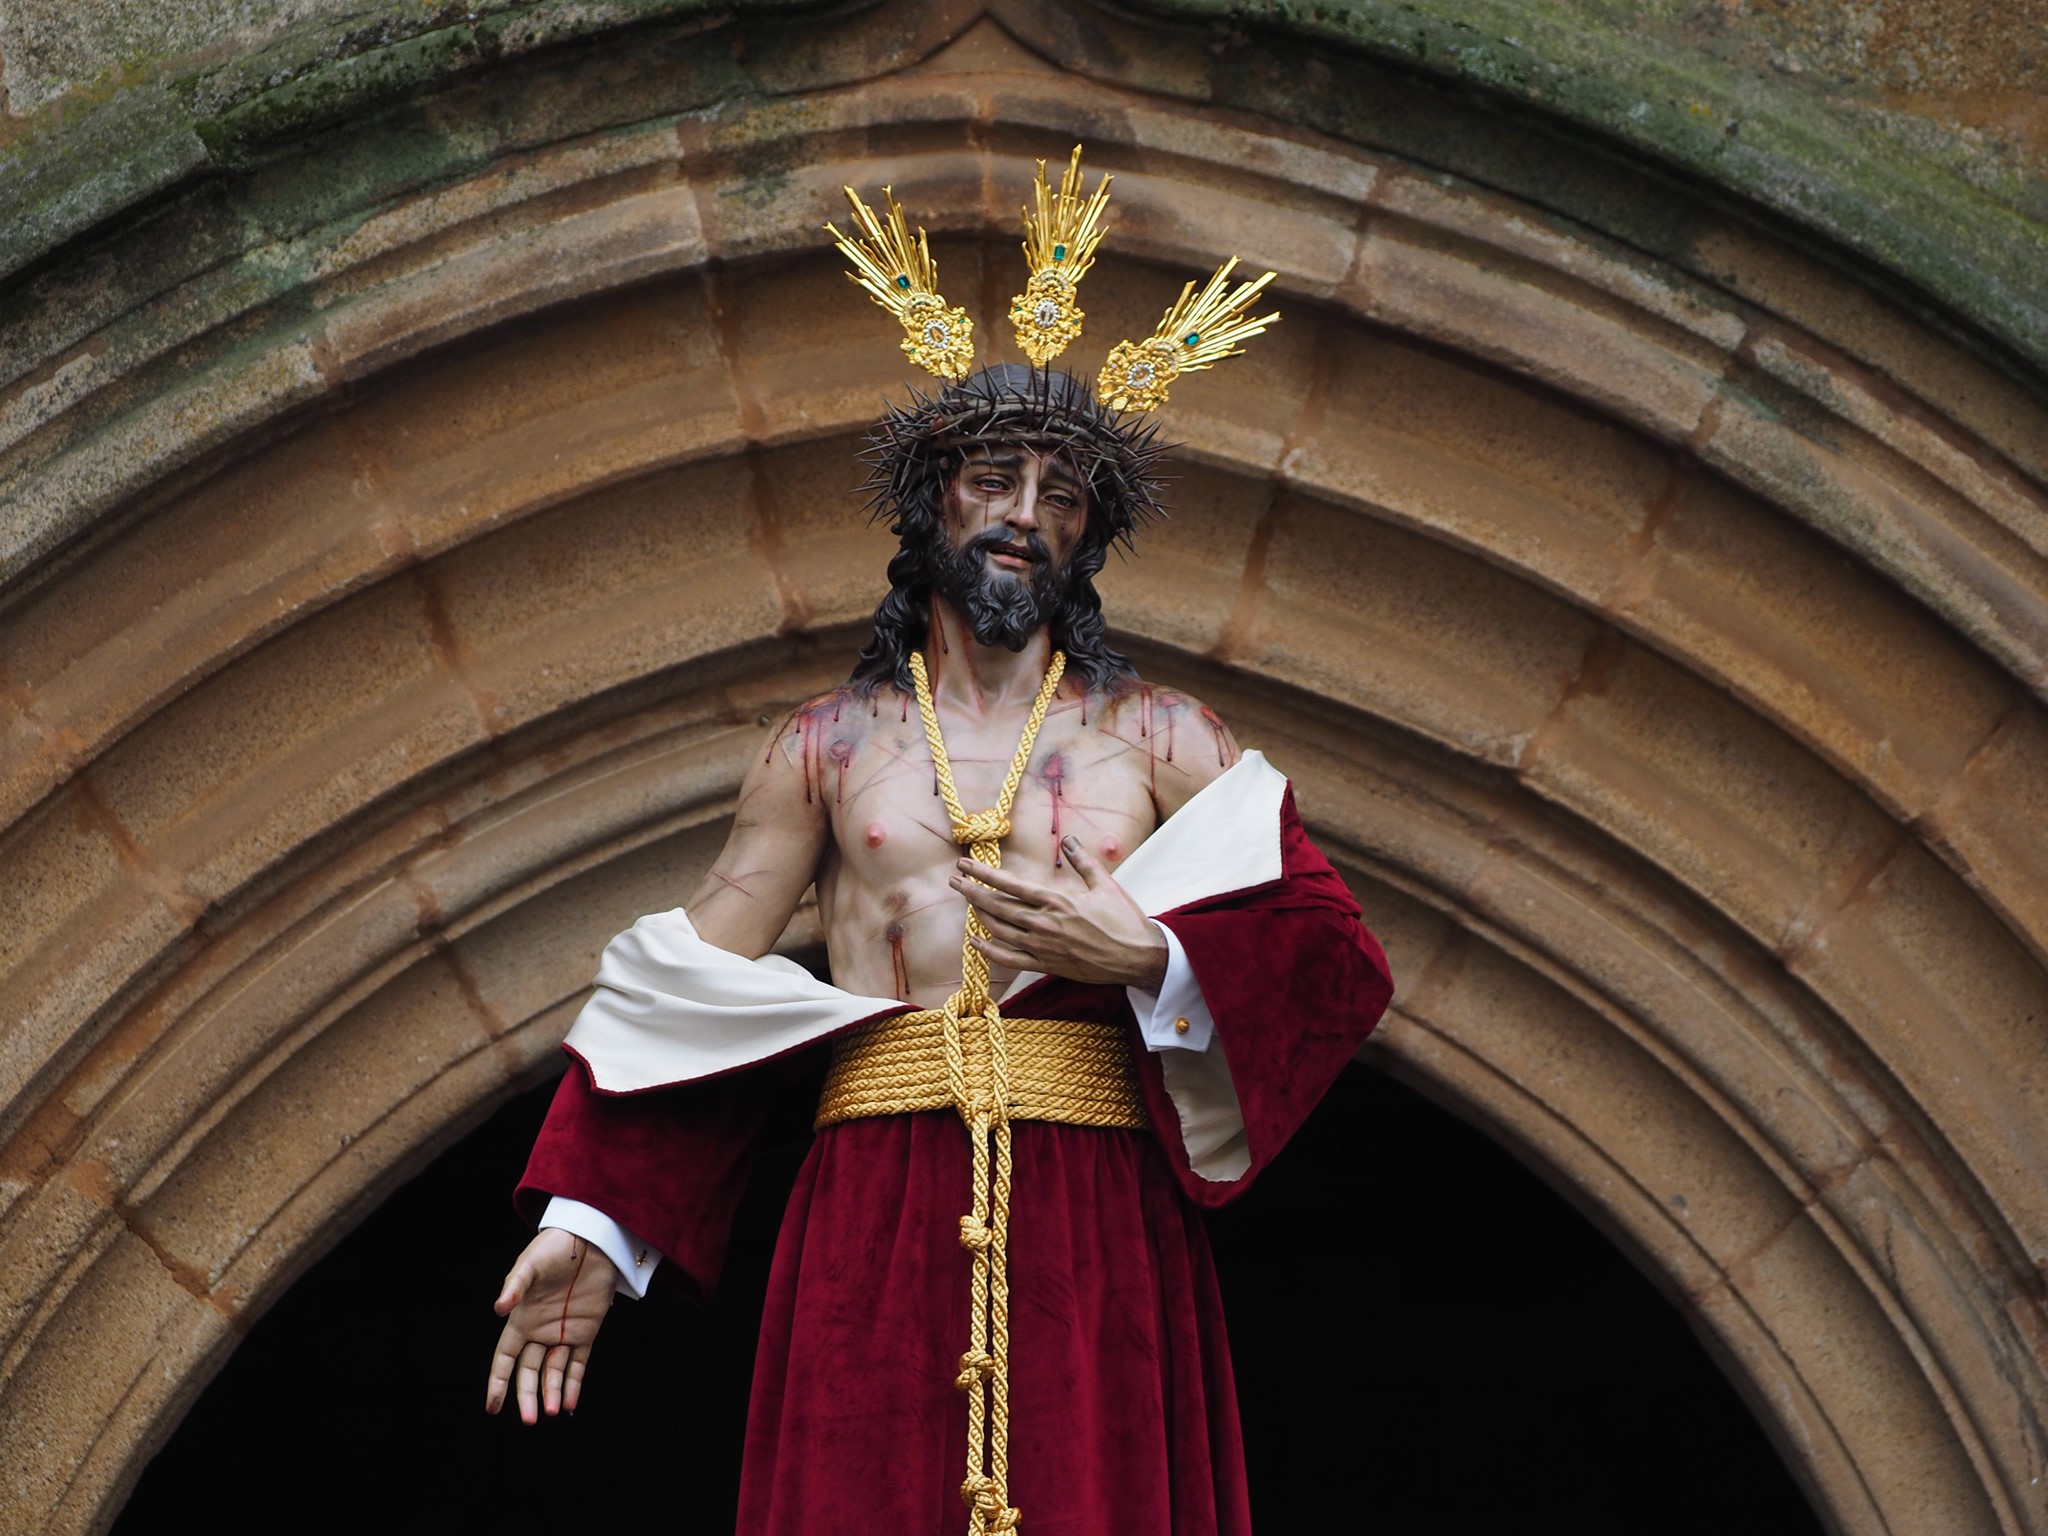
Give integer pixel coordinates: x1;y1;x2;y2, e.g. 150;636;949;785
1040;751;1067;865
828;738;855;802
1198;705;1233;765
885;922;909;1000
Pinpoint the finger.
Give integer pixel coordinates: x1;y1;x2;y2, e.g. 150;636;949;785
954;872;1062;932
564;1350;591;1414
958;876;1024;913
959;895;1056;952
973;918;1039;959
485;1329;521;1414
516;1339;546;1426
495;1258;533;1316
978;909;1039;946
543;1341;571;1417
953;876;1037;928
956;858;1053;905
971;934;1041;971
1061;835;1104;888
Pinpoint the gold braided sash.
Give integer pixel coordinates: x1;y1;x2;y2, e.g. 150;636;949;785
817;1011;1149;1131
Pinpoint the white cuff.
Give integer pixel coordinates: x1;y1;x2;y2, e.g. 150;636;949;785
540;1197;660;1299
1126;922;1216;1053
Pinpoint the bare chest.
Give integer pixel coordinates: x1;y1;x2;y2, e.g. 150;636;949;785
812;702;1159;888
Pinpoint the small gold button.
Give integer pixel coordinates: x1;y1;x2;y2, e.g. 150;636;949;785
635;1249;648;1268
1174;1016;1191;1035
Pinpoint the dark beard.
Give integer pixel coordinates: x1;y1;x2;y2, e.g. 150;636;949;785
927;527;1068;652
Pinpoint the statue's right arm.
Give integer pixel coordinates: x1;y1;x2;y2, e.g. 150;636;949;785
676;707;835;958
484;710;829;1422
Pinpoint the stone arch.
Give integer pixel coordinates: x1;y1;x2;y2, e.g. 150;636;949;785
2;6;2045;1534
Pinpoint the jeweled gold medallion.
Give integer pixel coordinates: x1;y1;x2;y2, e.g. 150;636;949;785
1007;147;1111;366
826;185;975;382
1096;258;1278;411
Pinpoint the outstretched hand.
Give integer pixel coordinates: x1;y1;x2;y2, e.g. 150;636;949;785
951;836;1167;990
485;1227;619;1424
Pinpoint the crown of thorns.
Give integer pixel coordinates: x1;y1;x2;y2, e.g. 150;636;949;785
859;364;1170;548
829;145;1279;539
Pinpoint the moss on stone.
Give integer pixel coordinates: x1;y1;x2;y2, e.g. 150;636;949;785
0;0;824;286
0;0;2041;377
1131;0;2046;374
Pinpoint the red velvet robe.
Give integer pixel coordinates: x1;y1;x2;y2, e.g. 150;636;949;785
518;787;1393;1534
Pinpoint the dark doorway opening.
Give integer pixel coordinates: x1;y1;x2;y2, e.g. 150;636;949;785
118;1064;1822;1533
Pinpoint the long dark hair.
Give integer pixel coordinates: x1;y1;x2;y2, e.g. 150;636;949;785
849;365;1165;696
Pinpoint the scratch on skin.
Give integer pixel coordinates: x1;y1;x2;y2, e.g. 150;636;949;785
838;736;926;805
879;894;949;927
708;869;755;899
560;1238;587;1345
907;810;959;847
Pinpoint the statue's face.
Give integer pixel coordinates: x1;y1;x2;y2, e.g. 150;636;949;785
942;444;1090;577
927;442;1092;652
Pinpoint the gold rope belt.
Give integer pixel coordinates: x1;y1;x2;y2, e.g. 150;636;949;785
816;1010;1149;1132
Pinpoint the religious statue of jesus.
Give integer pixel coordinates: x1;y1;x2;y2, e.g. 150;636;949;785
482;151;1394;1535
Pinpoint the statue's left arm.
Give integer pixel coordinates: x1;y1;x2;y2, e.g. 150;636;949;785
1138;783;1393;1205
960;691;1395;1204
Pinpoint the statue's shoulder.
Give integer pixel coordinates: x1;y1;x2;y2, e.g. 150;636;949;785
1080;672;1242;813
761;682;908;770
1084;672;1234;738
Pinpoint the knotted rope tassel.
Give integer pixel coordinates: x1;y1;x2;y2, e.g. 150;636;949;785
909;647;1065;1536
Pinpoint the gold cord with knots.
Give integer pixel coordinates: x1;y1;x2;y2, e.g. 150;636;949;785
817;646;1148;1523
910;646;1063;1536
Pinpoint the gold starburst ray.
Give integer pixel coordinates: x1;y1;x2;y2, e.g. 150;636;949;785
1009;145;1113;366
1097;258;1280;412
825;184;975;381
1020;145;1112;281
